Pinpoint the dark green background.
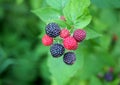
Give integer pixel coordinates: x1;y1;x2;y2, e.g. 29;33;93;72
0;0;120;85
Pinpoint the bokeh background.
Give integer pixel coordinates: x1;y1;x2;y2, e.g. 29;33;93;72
0;0;120;85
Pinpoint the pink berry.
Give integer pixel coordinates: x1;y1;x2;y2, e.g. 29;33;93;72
60;16;66;21
63;36;78;50
60;29;70;38
73;29;86;42
42;34;53;46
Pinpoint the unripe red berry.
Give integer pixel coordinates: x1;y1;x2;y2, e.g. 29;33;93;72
73;29;86;42
42;34;53;46
63;36;78;50
60;29;70;38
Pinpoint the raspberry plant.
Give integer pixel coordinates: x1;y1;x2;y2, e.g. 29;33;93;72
0;0;120;85
32;0;101;85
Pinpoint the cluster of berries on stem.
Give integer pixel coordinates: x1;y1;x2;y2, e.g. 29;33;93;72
42;22;86;65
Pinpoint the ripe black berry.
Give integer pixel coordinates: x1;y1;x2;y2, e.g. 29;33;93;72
63;52;76;65
104;72;113;82
46;23;61;38
50;43;65;57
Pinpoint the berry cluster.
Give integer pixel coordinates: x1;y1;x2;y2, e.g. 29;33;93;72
97;67;120;83
104;72;113;82
42;22;86;65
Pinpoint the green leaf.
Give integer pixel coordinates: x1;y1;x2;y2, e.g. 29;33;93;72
74;9;92;28
46;0;69;10
90;76;102;85
63;0;90;23
48;49;84;85
85;28;101;40
32;8;60;23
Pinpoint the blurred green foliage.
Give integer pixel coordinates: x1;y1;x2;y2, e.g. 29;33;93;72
0;0;120;85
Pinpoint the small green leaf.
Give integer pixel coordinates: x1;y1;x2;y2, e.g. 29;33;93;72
85;28;101;40
74;9;92;28
46;0;69;10
63;0;90;23
48;49;84;85
32;8;60;23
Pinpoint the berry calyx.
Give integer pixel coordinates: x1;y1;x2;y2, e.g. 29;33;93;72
46;23;61;38
42;34;53;46
60;29;70;38
63;36;78;50
63;52;76;65
50;43;65;58
73;29;86;42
